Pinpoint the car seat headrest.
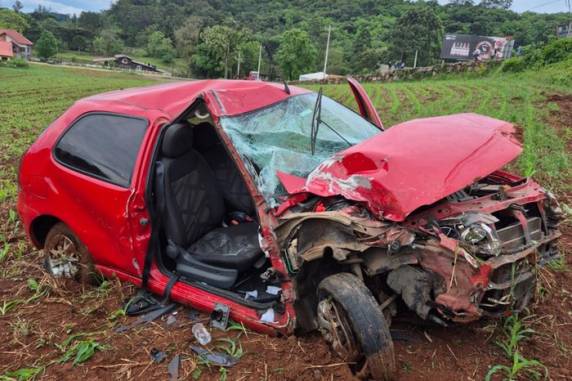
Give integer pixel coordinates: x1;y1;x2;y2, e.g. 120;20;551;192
162;122;194;158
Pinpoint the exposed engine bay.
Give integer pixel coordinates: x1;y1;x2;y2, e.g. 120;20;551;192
276;170;562;329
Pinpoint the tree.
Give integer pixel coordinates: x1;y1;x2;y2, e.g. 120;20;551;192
146;31;175;62
174;16;206;61
93;29;124;56
0;9;29;32
78;12;104;34
192;25;255;78
480;0;512;9
12;1;23;13
70;35;90;51
390;7;444;67
35;30;59;60
276;28;317;80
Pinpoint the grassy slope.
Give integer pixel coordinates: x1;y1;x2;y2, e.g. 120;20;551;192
306;61;572;193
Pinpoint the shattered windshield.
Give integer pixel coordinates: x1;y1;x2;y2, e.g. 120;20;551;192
219;93;381;206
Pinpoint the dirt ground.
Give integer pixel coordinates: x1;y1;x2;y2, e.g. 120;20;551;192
1;96;571;380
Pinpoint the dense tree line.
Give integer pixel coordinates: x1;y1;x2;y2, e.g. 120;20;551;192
0;0;570;79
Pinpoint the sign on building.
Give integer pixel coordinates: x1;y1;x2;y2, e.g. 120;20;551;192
441;34;514;61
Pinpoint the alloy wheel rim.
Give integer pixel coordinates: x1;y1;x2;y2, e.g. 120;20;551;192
46;234;80;278
317;297;359;361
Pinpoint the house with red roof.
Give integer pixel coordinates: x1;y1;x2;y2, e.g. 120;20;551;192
0;40;13;60
0;29;33;60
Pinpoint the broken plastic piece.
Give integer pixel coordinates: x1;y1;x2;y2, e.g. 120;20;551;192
266;286;281;295
125;290;164;316
192;323;212;345
244;290;258;300
260;308;275;323
210;303;231;330
166;314;177;326
168;354;180;381
115;303;176;333
188;309;200;322
150;348;167;363
190;345;239;367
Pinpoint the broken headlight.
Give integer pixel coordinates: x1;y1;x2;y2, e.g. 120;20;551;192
461;223;502;257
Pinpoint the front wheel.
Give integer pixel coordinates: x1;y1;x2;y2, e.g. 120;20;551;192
317;273;396;380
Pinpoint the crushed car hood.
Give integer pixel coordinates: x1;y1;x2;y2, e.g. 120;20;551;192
279;113;522;221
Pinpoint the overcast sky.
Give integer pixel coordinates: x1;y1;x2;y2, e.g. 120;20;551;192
0;0;569;15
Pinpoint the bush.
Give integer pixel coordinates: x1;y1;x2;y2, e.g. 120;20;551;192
501;56;526;72
524;48;544;68
0;57;29;68
543;38;572;65
10;57;29;68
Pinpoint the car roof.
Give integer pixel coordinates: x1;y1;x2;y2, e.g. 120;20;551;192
80;79;310;120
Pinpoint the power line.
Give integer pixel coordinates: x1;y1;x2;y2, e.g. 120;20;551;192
523;0;564;12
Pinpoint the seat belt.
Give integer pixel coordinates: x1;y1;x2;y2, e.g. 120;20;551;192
142;160;180;303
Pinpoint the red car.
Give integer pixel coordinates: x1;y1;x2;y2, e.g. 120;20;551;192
18;78;561;380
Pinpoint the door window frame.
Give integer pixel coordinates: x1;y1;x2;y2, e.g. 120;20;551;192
52;112;149;188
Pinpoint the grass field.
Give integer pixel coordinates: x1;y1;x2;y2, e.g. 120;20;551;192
0;63;571;380
0;65;158;205
308;64;572;194
56;49;188;74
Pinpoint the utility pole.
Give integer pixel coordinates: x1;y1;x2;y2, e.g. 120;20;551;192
224;43;230;79
567;0;572;37
256;44;262;80
236;50;241;78
323;25;332;76
413;49;418;69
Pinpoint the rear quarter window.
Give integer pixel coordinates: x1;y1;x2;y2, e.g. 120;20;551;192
54;113;148;187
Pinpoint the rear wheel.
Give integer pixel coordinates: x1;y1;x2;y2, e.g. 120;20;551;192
317;273;396;380
43;223;97;286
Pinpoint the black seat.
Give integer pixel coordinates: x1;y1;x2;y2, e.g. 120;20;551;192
158;122;263;288
193;122;255;215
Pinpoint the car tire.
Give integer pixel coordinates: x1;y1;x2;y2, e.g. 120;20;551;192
43;222;98;286
317;273;396;381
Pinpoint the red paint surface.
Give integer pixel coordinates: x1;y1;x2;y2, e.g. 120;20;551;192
347;76;384;129
282;113;522;221
17;79;533;336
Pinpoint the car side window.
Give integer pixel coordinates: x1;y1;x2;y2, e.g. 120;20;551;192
54;113;148;187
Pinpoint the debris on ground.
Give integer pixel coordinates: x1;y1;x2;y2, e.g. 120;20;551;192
150;348;167;363
115;303;177;333
190;345;239;367
168;354;180;381
192;322;212;345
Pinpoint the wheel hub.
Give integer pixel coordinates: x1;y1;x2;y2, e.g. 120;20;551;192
46;235;80;278
317;297;359;361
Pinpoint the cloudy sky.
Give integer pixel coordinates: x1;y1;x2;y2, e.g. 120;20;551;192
0;0;569;15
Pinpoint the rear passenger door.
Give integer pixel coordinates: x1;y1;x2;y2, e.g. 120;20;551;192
52;113;149;275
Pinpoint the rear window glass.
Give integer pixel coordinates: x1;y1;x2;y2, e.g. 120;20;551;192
54;114;148;187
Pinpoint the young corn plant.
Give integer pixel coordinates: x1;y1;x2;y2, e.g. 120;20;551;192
488;315;548;381
486;352;547;381
0;366;44;381
495;315;536;358
58;339;106;366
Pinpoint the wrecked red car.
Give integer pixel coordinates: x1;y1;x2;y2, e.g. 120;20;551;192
17;78;562;379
